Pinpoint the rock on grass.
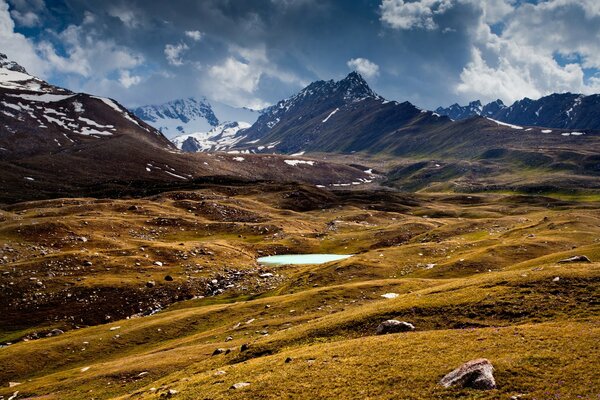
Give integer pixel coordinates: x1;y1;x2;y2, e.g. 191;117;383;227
230;382;250;390
375;320;415;335
440;358;496;390
558;255;591;263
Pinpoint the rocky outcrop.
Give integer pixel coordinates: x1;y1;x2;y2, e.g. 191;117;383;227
440;358;496;390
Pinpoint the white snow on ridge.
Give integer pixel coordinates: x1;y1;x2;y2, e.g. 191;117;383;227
171;121;251;152
541;129;552;133
487;118;524;130
284;160;315;166
562;132;585;136
93;96;153;133
322;108;339;123
8;93;75;102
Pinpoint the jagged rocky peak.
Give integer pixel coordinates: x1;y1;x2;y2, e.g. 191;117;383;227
338;71;380;100
0;53;28;74
296;71;380;103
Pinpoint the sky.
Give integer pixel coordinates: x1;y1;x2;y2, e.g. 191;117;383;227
2;0;600;110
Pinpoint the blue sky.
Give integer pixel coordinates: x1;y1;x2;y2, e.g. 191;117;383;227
2;0;600;110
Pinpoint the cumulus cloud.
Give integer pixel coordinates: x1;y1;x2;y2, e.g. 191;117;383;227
38;23;144;77
347;58;380;78
107;5;140;28
0;0;47;76
379;0;454;30
119;70;142;88
164;43;189;66
184;30;203;41
455;0;600;103
7;0;44;26
202;45;304;109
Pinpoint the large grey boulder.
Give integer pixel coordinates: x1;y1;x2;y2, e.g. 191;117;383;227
440;358;496;390
375;320;415;335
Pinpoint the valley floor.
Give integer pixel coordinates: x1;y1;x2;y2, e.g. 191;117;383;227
0;184;598;399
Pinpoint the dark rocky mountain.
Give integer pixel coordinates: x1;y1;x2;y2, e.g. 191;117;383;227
235;72;451;154
435;100;506;120
0;55;373;203
436;93;600;130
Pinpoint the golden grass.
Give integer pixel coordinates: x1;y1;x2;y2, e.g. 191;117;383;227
0;187;599;399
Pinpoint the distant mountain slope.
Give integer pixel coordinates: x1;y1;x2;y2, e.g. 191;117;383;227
131;97;219;138
436;93;600;130
131;97;260;139
0;54;373;203
235;72;450;154
172;121;251;152
435;100;506;120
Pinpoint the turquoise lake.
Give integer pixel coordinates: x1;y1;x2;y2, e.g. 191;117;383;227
257;254;353;265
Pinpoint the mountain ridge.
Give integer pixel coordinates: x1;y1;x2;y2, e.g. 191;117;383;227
436;93;600;130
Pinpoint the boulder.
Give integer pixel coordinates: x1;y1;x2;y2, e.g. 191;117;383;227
440;358;496;390
47;329;64;337
164;275;173;281
375;320;415;335
558;255;591;263
230;382;250;390
212;348;226;356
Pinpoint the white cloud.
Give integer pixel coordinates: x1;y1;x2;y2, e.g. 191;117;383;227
379;0;454;30
164;43;188;66
119;70;142;88
0;0;47;77
455;1;600;103
184;30;203;41
347;58;380;78
37;23;144;78
107;5;140;28
202;45;305;109
9;9;39;26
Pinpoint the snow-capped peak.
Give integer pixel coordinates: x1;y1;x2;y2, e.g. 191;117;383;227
172;121;252;152
132;97;219;138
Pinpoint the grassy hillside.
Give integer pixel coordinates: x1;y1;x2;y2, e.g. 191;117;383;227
0;184;598;399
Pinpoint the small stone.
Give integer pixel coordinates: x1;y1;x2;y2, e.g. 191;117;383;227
381;293;399;299
376;320;415;335
47;329;64;337
164;275;173;281
225;336;233;342
440;358;496;390
552;276;560;282
8;382;21;388
558;255;591;263
154;261;163;267
230;382;250;390
212;348;226;356
285;357;293;363
83;261;93;267
214;370;226;376
146;281;155;288
240;343;249;352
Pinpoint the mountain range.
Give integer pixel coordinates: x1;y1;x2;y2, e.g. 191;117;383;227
132;97;260;139
436;94;600;130
0;54;372;203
